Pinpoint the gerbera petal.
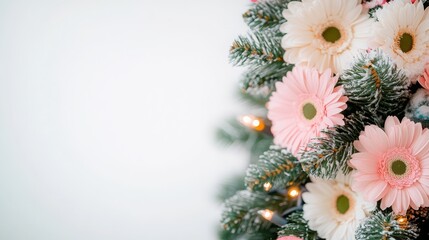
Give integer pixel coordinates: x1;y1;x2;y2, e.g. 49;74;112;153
366;181;388;201
407;186;424;208
381;187;397;210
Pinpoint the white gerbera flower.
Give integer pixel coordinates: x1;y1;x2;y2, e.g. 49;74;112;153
373;0;429;82
280;0;373;73
302;172;376;240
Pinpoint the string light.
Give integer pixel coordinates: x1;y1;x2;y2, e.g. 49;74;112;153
259;209;274;221
396;215;408;229
239;115;265;131
258;209;287;226
263;182;272;192
287;186;301;198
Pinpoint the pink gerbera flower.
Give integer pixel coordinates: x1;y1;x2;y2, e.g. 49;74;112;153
277;236;303;240
267;66;348;156
418;63;429;90
350;116;429;214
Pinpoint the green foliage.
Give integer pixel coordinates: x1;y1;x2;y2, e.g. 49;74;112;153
339;50;410;118
245;145;307;191
242;0;290;34
230;33;284;66
278;211;318;240
236;88;270;107
300;112;382;179
356;211;418;240
216;117;273;164
217;175;246;203
407;207;429;240
240;61;293;93
219;227;278;240
231;0;296;95
221;190;289;236
368;5;382;19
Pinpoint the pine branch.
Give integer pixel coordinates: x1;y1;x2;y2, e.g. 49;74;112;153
219;227;278;240
216;118;273;164
240;61;293;93
339;50;410;118
300;112;382;179
236;88;270;106
278;211;318;240
217;175;246;203
230;33;284;66
245;145;307;191
407;207;429;240
368;5;382;19
242;0;290;34
221;190;290;235
356;211;418;240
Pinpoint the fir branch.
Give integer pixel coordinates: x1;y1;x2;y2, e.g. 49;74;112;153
236;88;270;107
217;175;246;203
300;112;382;179
216;117;273;164
230;33;284;66
219;227;278;240
245;145;308;191
240;61;293;93
339;50;410;118
242;0;290;34
367;5;382;19
221;190;289;235
356;211;419;240
407;207;429;239
278;211;318;240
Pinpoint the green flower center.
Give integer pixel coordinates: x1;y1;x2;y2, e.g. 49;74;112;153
322;26;341;43
303;103;317;120
391;160;407;175
399;33;413;53
336;195;350;214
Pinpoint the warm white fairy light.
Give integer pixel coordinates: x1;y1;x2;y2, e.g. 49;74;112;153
252;119;261;127
287;186;300;198
263;182;272;192
242;115;252;125
239;115;265;131
258;209;287;226
396;215;408;229
259;209;274;221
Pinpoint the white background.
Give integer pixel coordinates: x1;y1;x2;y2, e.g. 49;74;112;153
0;0;250;239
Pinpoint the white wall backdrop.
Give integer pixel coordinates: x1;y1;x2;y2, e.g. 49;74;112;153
0;0;250;239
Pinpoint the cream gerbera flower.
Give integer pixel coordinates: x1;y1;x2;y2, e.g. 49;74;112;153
280;0;373;73
373;0;429;82
302;172;376;240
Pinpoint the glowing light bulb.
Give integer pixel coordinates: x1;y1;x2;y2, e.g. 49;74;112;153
263;182;272;192
287;186;300;198
396;215;408;228
258;209;274;221
239;115;265;131
252;119;260;127
242;116;252;125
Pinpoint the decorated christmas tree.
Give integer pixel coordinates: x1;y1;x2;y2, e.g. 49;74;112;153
217;0;429;239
